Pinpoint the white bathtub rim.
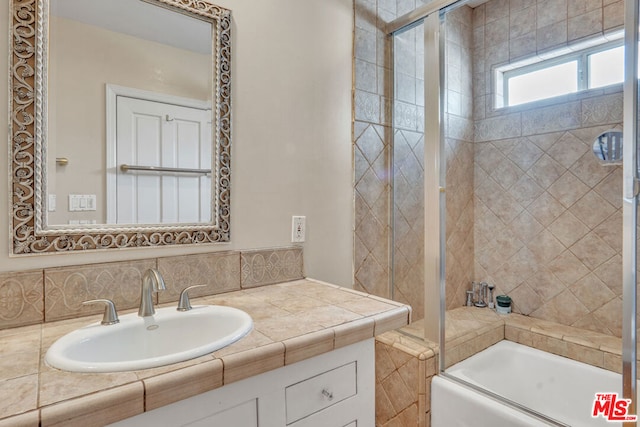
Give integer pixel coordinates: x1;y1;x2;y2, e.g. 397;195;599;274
436;372;569;427
441;340;636;427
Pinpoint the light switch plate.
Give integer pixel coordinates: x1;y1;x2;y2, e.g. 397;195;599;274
68;194;97;212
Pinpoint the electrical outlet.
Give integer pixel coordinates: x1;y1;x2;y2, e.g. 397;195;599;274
292;216;306;243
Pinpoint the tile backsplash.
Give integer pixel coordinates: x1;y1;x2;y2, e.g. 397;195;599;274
0;246;304;329
158;251;242;303
240;247;304;288
44;259;156;322
0;271;44;329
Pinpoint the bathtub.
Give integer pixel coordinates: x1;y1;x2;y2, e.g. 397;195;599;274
432;340;634;427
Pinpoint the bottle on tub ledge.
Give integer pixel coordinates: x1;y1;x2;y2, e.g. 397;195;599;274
468;281;493;308
487;283;495;309
467;281;501;312
495;295;512;314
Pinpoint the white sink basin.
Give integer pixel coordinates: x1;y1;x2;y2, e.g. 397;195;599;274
45;305;253;373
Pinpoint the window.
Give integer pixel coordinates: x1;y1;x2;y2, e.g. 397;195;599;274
589;45;624;89
507;61;578;106
497;38;624;108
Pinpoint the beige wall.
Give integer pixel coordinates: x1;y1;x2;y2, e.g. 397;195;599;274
1;0;354;287
48;16;211;225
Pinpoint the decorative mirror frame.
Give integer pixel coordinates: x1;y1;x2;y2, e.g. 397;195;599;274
9;0;232;255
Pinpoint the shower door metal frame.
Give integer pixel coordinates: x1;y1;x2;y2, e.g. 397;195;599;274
424;11;445;350
388;0;458;373
623;0;639;424
388;3;447;346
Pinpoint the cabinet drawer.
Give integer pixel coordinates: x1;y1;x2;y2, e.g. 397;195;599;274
285;362;357;424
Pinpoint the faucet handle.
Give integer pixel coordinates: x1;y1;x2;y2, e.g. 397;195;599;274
83;299;120;325
177;285;206;311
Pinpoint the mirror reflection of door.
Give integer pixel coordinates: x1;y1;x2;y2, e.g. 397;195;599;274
110;96;212;224
47;0;213;227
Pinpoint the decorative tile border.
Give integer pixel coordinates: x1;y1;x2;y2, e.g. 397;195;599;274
0;271;44;329
0;246;303;330
240;247;304;288
44;260;156;322
157;251;241;303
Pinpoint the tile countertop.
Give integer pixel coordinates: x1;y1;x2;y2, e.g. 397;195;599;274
0;279;410;427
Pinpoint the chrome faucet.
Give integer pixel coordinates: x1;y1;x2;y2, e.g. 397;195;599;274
139;268;166;317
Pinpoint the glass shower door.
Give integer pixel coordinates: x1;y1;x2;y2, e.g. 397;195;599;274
438;0;636;424
391;20;426;337
391;11;443;346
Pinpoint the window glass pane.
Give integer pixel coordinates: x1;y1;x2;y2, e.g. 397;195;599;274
589;46;624;89
507;61;578;106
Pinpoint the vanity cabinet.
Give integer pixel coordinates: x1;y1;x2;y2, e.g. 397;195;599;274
110;339;374;427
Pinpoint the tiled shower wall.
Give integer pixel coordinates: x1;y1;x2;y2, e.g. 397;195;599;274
392;7;475;317
354;0;425;303
354;0;475;321
443;7;475;310
355;0;628;337
392;23;426;319
472;0;626;336
353;0;395;300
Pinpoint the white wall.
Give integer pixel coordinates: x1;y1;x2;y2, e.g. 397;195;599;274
0;0;354;287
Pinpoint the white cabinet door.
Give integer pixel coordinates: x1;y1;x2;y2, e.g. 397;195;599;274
113;96;211;224
187;399;258;427
111;392;260;427
109;340;374;427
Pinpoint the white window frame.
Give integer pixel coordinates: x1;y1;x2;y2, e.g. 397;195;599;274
496;34;624;109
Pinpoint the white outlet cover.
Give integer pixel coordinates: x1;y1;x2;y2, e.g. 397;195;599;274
292;216;306;243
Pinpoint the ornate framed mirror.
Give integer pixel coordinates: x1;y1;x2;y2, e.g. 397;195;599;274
9;0;232;254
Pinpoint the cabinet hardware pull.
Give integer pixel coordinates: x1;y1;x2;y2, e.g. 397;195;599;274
321;388;334;400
